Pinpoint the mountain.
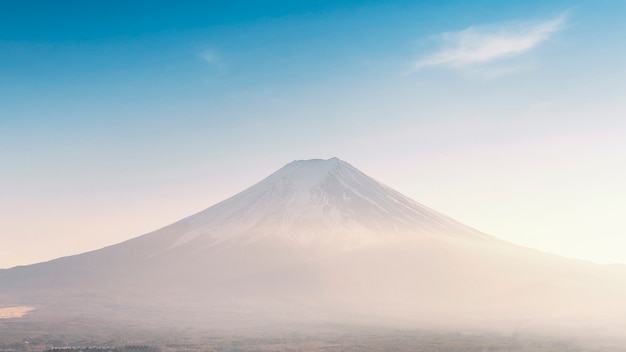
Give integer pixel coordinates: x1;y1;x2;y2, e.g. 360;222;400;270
2;158;626;334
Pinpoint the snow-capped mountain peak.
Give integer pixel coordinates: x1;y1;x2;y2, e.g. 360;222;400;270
3;158;626;335
167;158;490;251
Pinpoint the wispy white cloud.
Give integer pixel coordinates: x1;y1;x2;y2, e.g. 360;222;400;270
200;50;227;71
413;12;568;71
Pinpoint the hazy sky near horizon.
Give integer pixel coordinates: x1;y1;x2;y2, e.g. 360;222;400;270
1;0;625;268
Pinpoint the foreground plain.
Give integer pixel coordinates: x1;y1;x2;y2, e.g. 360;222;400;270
1;323;625;352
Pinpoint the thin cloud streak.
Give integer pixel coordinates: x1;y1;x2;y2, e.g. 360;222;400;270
413;13;568;71
200;50;228;71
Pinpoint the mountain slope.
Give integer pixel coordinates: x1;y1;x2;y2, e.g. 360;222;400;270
163;157;492;251
1;158;625;333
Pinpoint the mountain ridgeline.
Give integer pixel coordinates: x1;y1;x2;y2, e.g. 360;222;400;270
1;158;626;336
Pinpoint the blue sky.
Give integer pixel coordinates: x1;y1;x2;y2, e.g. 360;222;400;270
1;0;625;268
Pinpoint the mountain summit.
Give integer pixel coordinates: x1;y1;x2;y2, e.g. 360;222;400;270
165;157;490;253
2;158;626;334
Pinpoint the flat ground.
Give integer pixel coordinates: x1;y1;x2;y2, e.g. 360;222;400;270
1;322;625;352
